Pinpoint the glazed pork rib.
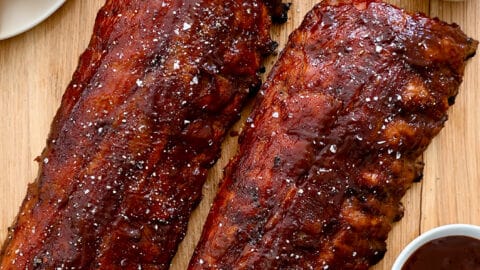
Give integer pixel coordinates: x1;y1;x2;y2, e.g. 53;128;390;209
0;0;286;269
189;1;478;269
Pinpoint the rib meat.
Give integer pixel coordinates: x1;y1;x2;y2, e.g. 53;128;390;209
0;0;286;269
189;1;478;269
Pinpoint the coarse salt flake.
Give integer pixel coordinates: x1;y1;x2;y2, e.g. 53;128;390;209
183;22;192;30
329;145;337;154
190;76;199;85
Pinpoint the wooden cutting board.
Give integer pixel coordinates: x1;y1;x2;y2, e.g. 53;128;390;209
0;1;478;269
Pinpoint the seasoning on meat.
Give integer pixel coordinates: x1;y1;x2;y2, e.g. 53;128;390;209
189;1;478;269
0;0;286;269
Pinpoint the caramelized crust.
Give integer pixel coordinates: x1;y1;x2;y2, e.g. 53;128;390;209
0;0;285;269
189;1;477;269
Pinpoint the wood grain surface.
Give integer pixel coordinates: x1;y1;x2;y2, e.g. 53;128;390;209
0;1;478;269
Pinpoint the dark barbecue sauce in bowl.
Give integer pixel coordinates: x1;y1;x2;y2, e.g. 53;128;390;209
402;236;480;270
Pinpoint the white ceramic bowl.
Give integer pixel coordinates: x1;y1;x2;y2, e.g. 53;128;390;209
0;0;66;40
392;224;480;270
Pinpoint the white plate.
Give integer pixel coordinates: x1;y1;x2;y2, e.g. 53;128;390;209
0;0;66;40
